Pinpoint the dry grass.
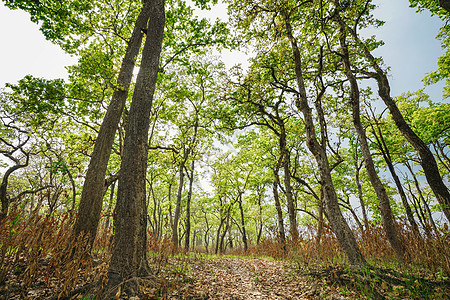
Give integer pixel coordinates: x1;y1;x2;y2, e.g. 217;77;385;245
1;204;448;299
0;204;110;299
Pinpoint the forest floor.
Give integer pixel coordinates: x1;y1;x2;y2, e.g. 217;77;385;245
145;255;450;300
1;254;449;299
160;256;357;299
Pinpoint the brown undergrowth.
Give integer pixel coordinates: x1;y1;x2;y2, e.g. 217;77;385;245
0;206;449;299
0;205;110;299
201;224;450;299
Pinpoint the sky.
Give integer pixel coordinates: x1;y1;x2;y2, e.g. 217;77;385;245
0;0;446;101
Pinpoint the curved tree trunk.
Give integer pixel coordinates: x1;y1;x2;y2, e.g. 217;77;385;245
347;23;450;222
0;152;29;220
105;0;165;297
284;14;365;266
73;0;154;250
405;160;439;234
336;17;406;259
368;115;421;236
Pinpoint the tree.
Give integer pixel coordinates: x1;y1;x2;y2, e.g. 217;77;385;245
225;0;366;266
73;0;154;249
366;105;421;236
334;2;406;258
282;1;366;266
339;0;450;222
104;0;165;296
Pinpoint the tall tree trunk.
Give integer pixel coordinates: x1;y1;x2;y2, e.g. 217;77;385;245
215;216;225;254
433;141;450;173
184;119;198;251
184;159;195;251
238;193;248;252
220;214;231;254
105;0;164;297
348;23;450;222
149;180;159;239
405;160;439;234
73;1;153;250
284;13;365;266
316;187;325;244
204;211;210;253
336;18;406;259
172;147;189;249
257;190;263;245
369;115;421;236
104;180;116;232
282;151;299;240
354;151;369;231
273;156;287;249
406;181;428;231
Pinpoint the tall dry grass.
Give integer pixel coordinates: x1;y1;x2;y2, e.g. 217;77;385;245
0;204;111;298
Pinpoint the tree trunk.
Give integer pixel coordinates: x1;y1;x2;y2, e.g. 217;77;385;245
215;217;224;254
238;193;248;252
369;115;421;236
73;0;154;250
284;13;365;266
220;215;230;254
433;141;450;173
405;160;438;234
336;19;406;259
172;147;189;249
104;180;116;232
184;159;195;251
348;24;450;222
316;187;325;244
282;151;298;240
257;190;263;245
105;0;164;297
273;156;286;249
203;212;210;253
354;155;369;232
0;153;29;220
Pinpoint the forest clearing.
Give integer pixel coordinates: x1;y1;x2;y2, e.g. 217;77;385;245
1;0;450;299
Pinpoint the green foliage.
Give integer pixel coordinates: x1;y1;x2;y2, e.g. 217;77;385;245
6;75;66;128
4;0;92;50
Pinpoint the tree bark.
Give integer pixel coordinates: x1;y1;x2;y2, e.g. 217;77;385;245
73;0;154;250
184;159;195;250
354;150;369;232
284;13;365;266
0;157;29;220
282;150;299;240
368;114;421;236
238;192;248;252
105;0;164;297
405;160;439;234
348;23;450;222
172;146;189;249
273;155;286;249
336;17;406;259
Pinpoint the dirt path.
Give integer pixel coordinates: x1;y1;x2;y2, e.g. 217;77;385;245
171;257;317;299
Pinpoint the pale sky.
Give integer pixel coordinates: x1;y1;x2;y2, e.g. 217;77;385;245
0;0;446;99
